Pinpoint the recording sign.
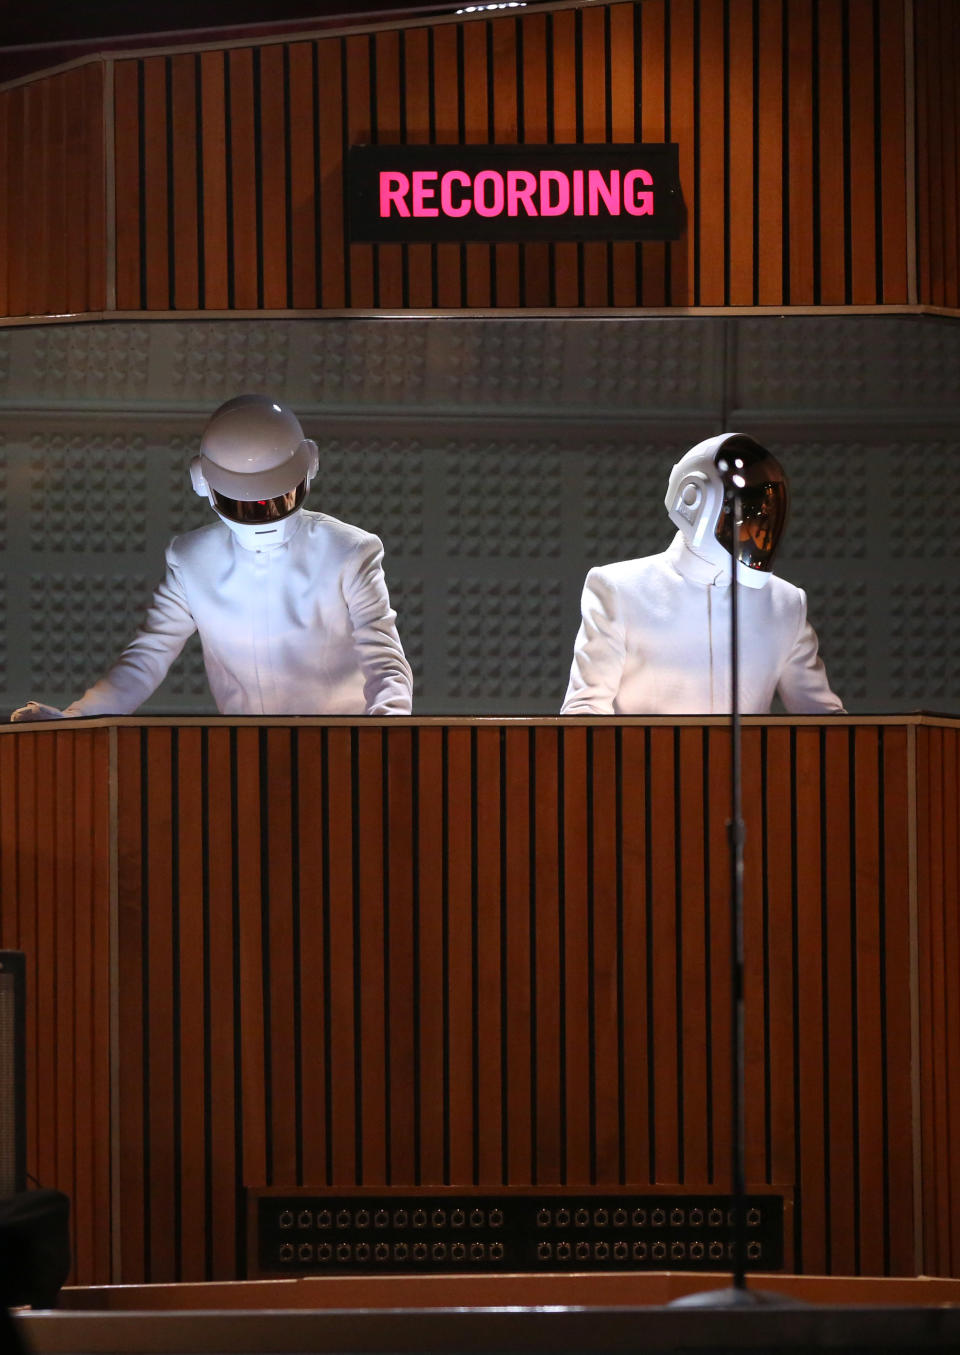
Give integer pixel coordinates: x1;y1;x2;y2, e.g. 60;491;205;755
348;144;682;244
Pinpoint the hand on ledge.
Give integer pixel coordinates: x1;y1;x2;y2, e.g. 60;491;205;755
10;701;67;723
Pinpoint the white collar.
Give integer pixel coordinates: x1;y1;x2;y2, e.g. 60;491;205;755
664;531;731;587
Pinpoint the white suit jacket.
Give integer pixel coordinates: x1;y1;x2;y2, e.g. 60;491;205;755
561;533;843;716
67;511;413;716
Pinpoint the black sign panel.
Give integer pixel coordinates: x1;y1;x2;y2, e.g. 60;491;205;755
348;143;683;244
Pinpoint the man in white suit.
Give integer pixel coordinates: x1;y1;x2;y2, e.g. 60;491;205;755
12;395;413;720
561;433;842;716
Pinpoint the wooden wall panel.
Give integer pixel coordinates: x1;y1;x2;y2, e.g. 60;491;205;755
0;64;105;318
916;0;960;309
0;729;112;1285
7;716;960;1285
58;0;922;316
96;718;927;1282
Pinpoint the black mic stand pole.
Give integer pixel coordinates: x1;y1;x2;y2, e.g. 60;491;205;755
671;470;796;1310
728;477;748;1296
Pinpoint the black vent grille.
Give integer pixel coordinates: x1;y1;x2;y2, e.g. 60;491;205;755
253;1190;787;1276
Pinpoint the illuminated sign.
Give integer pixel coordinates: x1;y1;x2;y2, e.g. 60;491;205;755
348;144;682;244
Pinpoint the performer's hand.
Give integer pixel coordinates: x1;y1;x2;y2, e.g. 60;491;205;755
10;701;66;723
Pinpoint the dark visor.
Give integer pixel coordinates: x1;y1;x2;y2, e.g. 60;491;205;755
713;437;788;572
212;481;307;525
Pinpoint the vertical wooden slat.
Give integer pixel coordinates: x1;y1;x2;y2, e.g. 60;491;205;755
89;731;113;1284
853;728;885;1276
590;726;621;1182
356;728;387;1184
170;53;200;310
445;728;474;1182
881;727;915;1275
416;728;446;1185
461;19;492;308
707;727;732;1189
847;0;878;305
533;727;563;1183
551;10;579;308
875;0;908;303
227;48;260;309
925;727;950;1271
503;727;533;1184
83;62;107;311
741;728;767;1190
204;728;238;1277
41;74;68;314
114;61;142;310
697;0;727;305
939;0;959;309
386;727;416;1185
23;83;48;316
579;5;610;307
491;17;522;308
258;45;290;310
677;726;708;1186
638;0;668;309
608;1;638;305
199;51;230;310
727;0;756;305
945;728;960;1274
115;728;145;1281
142;58;171;310
431;22;463;308
7;87;29;314
345;35;376;308
764;728;796;1192
296;729;328;1186
794;725;825;1272
787;0;816;304
668;0;695;305
265;729;298;1187
316;38;346;309
648;726;679;1183
817;0;847;304
325;727;357;1182
34;735;57;1192
0;90;9;317
69;733;94;1282
287;42;318;308
822;727;855;1273
561;726;591;1182
145;731;176;1282
756;0;784;305
474;728;503;1183
619;726;649;1182
915;726;937;1270
235;728;266;1196
176;728;206;1280
401;26;434;308
373;30;405;309
519;13;551;307
52;734;76;1260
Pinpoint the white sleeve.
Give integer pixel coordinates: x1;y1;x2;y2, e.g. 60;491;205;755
560;568;626;715
344;536;413;715
775;590;845;714
64;548;198;716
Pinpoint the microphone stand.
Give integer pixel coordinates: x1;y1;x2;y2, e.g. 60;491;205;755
670;471;795;1310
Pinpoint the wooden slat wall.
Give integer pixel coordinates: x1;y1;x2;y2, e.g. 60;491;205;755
101;0;914;313
0;728;112;1286
916;726;960;1277
0;63;106;318
106;720;918;1284
915;0;960;310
